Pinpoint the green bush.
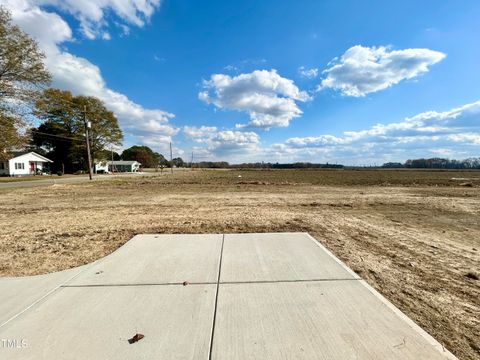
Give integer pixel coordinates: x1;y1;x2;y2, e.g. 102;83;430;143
57;171;63;176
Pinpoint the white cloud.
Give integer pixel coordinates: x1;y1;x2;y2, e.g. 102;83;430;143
298;66;318;79
447;133;480;145
285;135;347;147
183;126;260;161
2;0;176;148
429;148;454;156
223;59;267;73
183;101;480;164
209;130;260;150
199;69;310;129
2;0;72;50
116;22;130;36
136;134;184;156
223;64;238;72
319;45;446;97
270;100;480;164
32;0;162;39
183;125;218;138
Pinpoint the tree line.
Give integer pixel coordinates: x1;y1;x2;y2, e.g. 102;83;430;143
108;145;185;169
382;158;480;169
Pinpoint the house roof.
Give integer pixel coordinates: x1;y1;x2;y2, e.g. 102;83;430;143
9;152;53;163
107;160;141;166
10;151;29;158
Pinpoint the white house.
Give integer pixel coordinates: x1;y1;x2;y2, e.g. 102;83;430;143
94;160;141;173
0;152;53;177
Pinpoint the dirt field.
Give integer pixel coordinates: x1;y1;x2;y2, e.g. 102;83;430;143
1;169;479;359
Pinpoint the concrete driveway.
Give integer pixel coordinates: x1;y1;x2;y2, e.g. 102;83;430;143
0;233;456;359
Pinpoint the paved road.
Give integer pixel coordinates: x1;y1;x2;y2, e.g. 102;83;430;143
0;172;158;189
0;233;456;359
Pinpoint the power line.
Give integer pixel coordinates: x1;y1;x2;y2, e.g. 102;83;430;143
29;130;84;142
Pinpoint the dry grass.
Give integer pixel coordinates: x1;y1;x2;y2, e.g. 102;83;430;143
0;174;89;182
0;175;53;182
1;169;479;359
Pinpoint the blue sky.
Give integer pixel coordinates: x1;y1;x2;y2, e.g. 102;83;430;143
3;0;480;164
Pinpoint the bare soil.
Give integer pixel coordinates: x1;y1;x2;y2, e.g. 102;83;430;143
1;169;479;359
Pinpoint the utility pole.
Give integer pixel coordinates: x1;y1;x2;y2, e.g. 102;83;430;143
84;105;93;180
110;146;115;174
191;151;194;171
169;142;173;174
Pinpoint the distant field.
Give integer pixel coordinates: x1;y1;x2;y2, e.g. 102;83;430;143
1;169;479;359
163;168;480;186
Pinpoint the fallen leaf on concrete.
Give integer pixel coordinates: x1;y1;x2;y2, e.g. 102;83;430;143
128;333;145;344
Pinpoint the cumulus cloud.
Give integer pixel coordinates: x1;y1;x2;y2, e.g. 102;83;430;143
182;101;480;164
33;0;162;39
199;69;310;129
285;135;347;147
298;66;318;79
3;0;176;148
183;125;218;138
183;126;260;160
271;100;480;164
136;134;184;156
208;130;260;151
319;45;446;97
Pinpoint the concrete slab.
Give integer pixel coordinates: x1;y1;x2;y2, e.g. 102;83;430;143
221;233;358;282
0;265;89;326
69;234;223;286
0;284;216;359
211;280;454;360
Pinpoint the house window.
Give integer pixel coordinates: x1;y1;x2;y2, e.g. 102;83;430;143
0;162;4;170
15;163;25;170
